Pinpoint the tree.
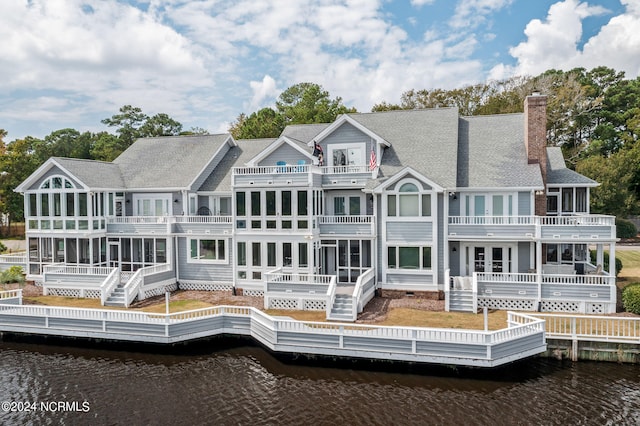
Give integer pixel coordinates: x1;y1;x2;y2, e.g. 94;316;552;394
139;113;183;137
229;83;356;139
101;105;148;148
90;132;124;162
229;109;284;140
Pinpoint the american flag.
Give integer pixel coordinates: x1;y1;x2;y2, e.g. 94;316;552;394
369;142;377;171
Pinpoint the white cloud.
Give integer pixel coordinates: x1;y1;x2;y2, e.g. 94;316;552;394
248;75;279;111
502;0;640;79
410;0;436;7
449;0;514;30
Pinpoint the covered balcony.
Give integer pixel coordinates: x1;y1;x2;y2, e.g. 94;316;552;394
106;215;232;234
318;215;375;237
448;214;615;241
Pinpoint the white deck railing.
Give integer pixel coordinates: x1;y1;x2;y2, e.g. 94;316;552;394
448;214;615;227
43;264;113;276
532;313;640;343
107;216;170;224
100;268;121;306
474;271;614;286
265;272;335;285
0;289;22;300
318;215;374;224
0;252;27;264
234;165;311;175
173;215;232;224
351;268;376;321
0;303;546;367
122;263;172;307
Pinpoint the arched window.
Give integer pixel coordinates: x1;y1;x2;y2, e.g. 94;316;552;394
387;179;431;217
39;176;76;190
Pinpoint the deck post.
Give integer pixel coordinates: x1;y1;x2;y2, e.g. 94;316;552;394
571;317;578;362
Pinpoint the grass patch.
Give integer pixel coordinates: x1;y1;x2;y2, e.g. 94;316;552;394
264;309;327;322
377;308;508;330
25;296;113;309
616;250;640;287
141;300;213;313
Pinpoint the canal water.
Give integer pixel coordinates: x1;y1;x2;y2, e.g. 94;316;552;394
1;338;639;425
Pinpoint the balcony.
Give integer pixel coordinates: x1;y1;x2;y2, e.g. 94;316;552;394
448;215;615;241
105;216;232;235
233;165;313;187
318;215;375;237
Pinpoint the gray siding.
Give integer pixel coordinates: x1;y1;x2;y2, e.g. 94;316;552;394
518;191;531;215
386;273;433;285
449;195;460;216
437;193;444;283
518;242;531;272
177;237;234;282
449;242;460;275
386;222;433;242
192;143;230;191
322;122;369;147
377;195;383;278
259;143;308;166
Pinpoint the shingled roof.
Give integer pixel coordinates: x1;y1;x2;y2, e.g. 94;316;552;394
113;134;233;189
458;114;543;189
50;157;125;189
198;138;276;192
546;147;597;186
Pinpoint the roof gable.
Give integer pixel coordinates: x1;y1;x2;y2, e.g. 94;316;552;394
310;115;390;147
248;136;314;166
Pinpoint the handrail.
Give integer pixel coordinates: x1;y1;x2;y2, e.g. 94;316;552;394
43;264;113;276
473;271;613;286
325;276;338;319
531;313;640;343
100;268;120;306
0;252;28;264
233;165;310;175
265;272;334;285
0;289;22;300
122;269;143;308
351;268;375;321
172;215;232;224
106;216;169;224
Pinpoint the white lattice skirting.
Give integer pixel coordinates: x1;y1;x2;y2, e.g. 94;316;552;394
478;298;537;311
268;297;326;311
139;279;178;300
243;289;264;297
178;280;233;292
479;297;613;314
45;288;100;299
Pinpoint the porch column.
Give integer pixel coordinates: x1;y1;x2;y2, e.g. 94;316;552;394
609;242;616;276
596;244;604;268
536;240;542;307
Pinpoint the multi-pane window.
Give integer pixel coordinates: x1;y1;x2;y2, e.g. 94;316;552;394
387;246;432;270
387;182;431;217
189;238;226;262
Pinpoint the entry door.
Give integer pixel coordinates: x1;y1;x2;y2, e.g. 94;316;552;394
108;242;120;269
472;246;509;273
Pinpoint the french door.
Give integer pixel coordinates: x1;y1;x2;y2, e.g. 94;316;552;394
465;244;514;275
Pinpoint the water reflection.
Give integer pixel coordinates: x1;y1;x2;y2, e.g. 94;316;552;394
1;339;639;425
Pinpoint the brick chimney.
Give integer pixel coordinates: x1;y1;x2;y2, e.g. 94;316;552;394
524;93;548;216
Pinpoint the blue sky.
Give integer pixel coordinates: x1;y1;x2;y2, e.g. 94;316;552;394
0;0;638;141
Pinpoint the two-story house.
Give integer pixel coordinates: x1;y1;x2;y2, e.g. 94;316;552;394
12;94;617;317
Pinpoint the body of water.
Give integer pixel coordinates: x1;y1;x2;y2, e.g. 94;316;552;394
1;338;639;425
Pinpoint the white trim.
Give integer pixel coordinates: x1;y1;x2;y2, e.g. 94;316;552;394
310;115;390;147
247;136;315;166
372;167;444;194
187;237;229;265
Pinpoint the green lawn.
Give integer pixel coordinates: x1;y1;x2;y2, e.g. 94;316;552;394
615;250;640;288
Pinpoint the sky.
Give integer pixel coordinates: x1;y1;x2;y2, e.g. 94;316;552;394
0;0;638;141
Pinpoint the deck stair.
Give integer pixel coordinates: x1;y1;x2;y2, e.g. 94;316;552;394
328;285;355;321
448;290;474;313
104;282;128;307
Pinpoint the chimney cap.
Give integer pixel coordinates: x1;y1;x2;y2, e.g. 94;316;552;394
531;90;541;96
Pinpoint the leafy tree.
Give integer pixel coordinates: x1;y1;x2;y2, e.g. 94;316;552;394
101;105;148;148
139;113;183;137
229;108;284;140
90;132;124;162
230;83;356;139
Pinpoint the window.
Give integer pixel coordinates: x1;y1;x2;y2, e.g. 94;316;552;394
252;242;261;267
267;242;276;267
334;197;345;215
266;191;276;216
349;196;360;215
237;242;247;266
251;192;261;216
387;181;431;217
299;243;308;267
283;242;292;267
387;246;432;270
236;192;246;216
189;238;226;262
562;188;573;213
282;191;292;216
576;188;587;213
298;191;308;215
330;145;364;167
